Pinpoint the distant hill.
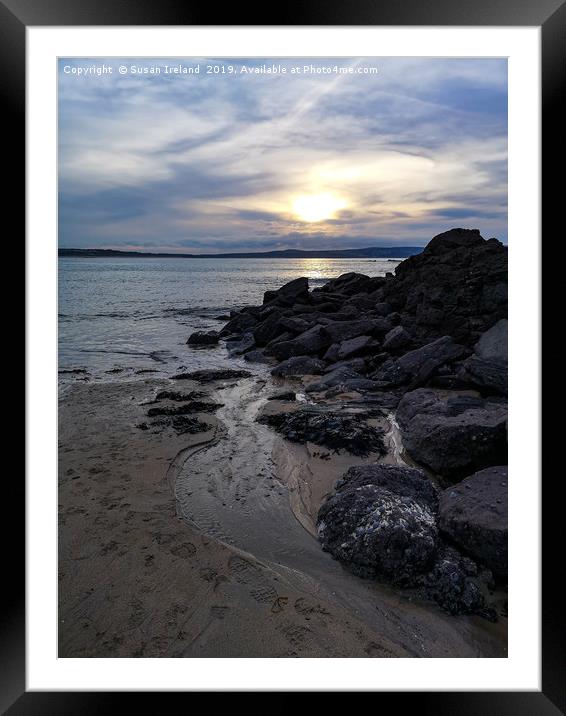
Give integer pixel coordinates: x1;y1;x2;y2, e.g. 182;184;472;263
58;246;423;259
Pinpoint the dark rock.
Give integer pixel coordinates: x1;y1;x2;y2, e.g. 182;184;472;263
187;330;219;346
150;415;210;435
147;401;222;417
315;273;386;297
373;336;467;388
258;408;386;457
439;466;508;577
400;395;507;481
317;464;439;584
171;369;251;382
279;316;313;334
267;391;296;401
243;349;272;364
220;311;258;337
323;357;367;374
382;228;507;346
458;319;508;395
154;390;205;402
271;355;326;377
225;332;255;356
269;325;330;361
336;335;373;360
263;277;309;306
417;545;492;617
374;301;393;317
322;318;391;344
382;325;412;352
305;367;365;393
253;310;290;346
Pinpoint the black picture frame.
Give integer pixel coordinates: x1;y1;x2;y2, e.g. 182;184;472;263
8;0;555;709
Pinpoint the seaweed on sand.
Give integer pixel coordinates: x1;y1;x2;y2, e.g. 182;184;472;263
257;408;385;457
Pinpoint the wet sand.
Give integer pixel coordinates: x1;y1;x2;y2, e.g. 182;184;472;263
58;375;506;657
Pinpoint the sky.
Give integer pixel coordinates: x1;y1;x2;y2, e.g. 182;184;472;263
58;57;507;253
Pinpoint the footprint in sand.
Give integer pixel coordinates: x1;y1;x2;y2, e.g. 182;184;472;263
227;555;279;605
170;542;197;558
294;597;331;616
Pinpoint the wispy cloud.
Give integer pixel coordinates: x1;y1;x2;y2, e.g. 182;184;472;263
58;57;507;251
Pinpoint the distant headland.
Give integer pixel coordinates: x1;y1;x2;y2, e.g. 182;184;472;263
58;246;423;259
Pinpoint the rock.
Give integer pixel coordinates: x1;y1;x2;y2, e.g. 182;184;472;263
225;332;255;355
278;316;313;334
322;318;391;344
243;349;272;364
382;228;507;346
458;319;508;395
417;545;492;617
317;464;439;583
439;466;507;577
271;355;326;377
475;319;508;361
171;369;251;382
314;272;386;297
373;335;467;388
253;310;289;346
382;325;412;352
220;311;258;337
305;367;365;393
258;408;386;457
335;335;373;360
323;357;367;374
269;325;330;361
263;277;309;306
400;398;507;481
187;330;220;346
374;301;393;317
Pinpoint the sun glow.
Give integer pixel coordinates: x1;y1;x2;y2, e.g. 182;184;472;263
292;192;347;222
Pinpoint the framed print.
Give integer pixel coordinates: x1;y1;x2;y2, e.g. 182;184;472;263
8;0;557;708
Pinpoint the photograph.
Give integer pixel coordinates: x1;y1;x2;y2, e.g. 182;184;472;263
57;56;510;659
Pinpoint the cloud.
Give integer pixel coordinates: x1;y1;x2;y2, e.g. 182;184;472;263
58;57;507;250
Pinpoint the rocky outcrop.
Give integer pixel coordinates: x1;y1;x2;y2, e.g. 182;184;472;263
217;228;509;612
439;466;508;577
381;228;507;346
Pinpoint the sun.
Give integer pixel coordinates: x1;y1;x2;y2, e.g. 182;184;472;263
292;192;347;223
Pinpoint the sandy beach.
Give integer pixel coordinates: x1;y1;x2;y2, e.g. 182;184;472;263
58;372;506;658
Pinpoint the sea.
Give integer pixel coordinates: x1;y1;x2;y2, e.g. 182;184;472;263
58;257;403;378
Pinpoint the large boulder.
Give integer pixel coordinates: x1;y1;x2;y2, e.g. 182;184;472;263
458;319;508;395
373;335;467;388
269;325;330;360
400;394;508;481
263;277;309;307
382;229;507;346
271;355;326;377
317;464;439;584
439;466;508;577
